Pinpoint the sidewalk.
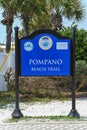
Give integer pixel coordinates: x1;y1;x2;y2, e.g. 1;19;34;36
0;98;87;129
1;98;87;123
0;121;87;130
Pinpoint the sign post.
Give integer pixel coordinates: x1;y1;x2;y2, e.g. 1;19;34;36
12;27;23;118
68;26;80;118
12;27;80;118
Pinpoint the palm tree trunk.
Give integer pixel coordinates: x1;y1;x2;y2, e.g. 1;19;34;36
51;13;62;30
6;23;12;53
23;17;29;36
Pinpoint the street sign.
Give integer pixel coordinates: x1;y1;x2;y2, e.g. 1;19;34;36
19;29;72;76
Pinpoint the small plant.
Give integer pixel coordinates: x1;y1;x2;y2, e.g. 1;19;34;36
4;67;15;91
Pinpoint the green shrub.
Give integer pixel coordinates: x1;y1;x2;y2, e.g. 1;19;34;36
76;60;87;76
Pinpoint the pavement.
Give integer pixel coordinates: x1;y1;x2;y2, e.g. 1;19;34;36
1;99;87;129
0;121;87;130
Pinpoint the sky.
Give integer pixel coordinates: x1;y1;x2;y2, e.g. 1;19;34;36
0;0;87;44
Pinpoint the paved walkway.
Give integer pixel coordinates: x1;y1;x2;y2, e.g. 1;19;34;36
0;121;87;130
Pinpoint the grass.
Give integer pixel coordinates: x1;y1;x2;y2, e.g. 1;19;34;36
0;92;50;106
23;97;54;103
0;91;15;107
0;91;54;109
0;91;69;107
6;116;81;123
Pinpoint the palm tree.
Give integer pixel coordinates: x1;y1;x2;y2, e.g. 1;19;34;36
47;0;84;31
21;0;84;32
0;0;16;52
15;0;47;36
0;0;84;52
29;14;51;32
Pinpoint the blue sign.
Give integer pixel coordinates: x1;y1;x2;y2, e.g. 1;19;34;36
19;29;71;76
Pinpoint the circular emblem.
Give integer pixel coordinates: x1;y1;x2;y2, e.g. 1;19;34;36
24;42;33;51
39;36;53;50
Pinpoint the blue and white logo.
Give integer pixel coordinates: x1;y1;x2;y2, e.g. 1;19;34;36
39;36;53;50
24;42;33;51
